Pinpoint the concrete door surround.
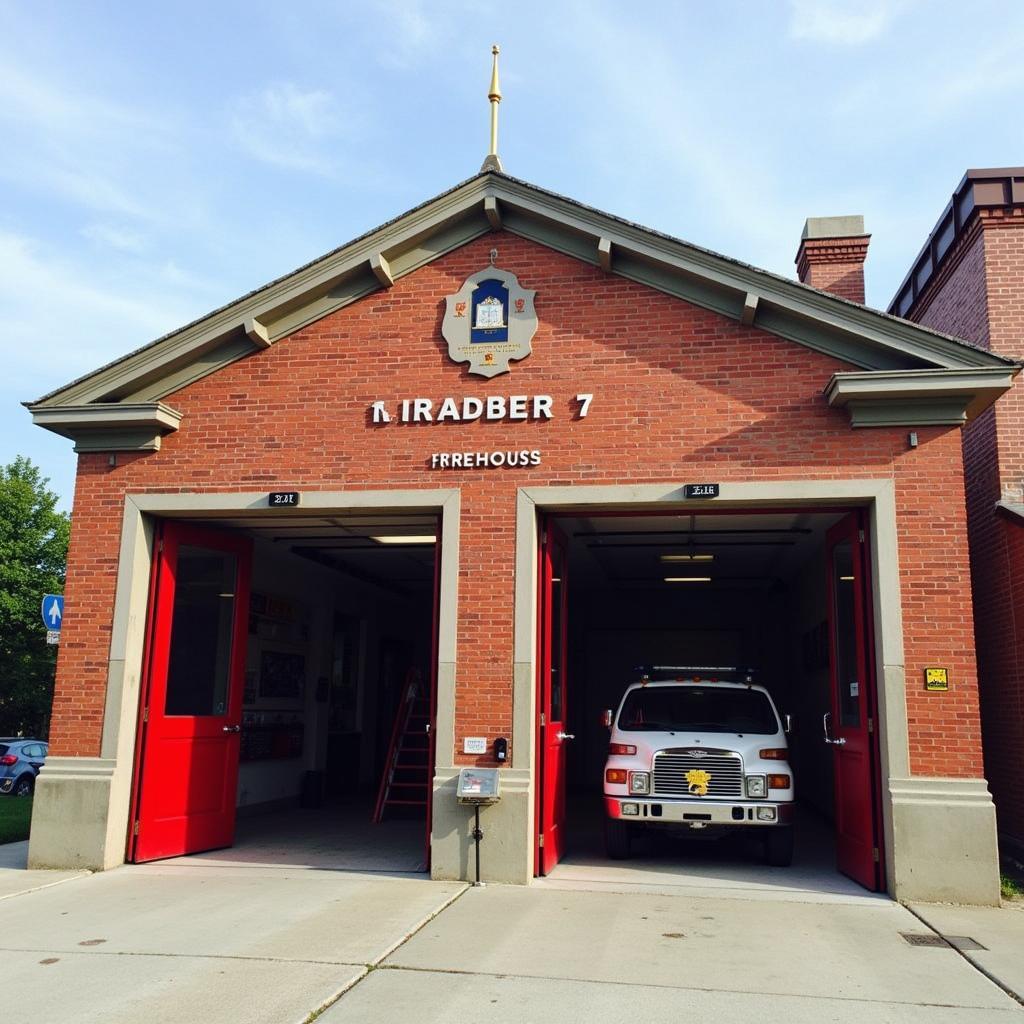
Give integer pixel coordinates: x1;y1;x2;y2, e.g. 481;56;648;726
28;489;461;876
28;480;1002;904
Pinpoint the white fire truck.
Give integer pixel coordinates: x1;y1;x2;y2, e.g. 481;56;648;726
602;667;795;866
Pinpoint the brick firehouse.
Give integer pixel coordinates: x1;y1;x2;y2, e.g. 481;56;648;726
26;165;1019;905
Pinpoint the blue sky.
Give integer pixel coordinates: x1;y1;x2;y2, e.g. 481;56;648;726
2;0;1022;508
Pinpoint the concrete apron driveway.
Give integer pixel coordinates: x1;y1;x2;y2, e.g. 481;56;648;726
0;851;465;1024
323;884;1024;1024
0;847;1022;1024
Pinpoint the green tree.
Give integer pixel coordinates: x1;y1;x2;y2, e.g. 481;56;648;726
0;457;70;738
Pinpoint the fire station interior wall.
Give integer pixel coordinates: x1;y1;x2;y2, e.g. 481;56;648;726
238;540;332;811
235;537;433;814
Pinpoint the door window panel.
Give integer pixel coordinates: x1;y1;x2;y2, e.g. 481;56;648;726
549;544;564;723
832;540;861;728
165;545;237;716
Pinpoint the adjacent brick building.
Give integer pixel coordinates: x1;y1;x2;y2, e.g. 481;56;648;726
25;169;1019;903
890;168;1024;862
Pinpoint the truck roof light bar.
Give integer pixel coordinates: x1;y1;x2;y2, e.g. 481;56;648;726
634;665;757;674
634;665;758;684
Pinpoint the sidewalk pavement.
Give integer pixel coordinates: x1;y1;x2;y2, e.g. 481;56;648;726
0;839;88;900
0;841;1021;1024
909;900;1024;1005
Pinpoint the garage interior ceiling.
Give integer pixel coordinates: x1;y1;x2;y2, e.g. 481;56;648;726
559;512;847;589
190;512;437;593
185;509;848;593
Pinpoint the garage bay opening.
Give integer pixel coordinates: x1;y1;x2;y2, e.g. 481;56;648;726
536;509;884;893
128;510;439;873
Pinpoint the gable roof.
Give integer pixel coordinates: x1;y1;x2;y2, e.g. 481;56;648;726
27;171;1017;449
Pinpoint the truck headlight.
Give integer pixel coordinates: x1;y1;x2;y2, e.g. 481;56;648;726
745;775;767;799
628;771;650;795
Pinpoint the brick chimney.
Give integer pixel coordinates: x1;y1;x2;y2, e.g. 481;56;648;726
795;215;870;304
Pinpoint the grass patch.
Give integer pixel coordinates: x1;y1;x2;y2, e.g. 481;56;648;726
1001;873;1024;901
0;797;33;845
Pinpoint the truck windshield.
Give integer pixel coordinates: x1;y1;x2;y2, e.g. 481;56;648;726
617;687;778;734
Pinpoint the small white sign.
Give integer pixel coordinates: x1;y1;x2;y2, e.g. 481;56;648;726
463;737;487;755
46;630;61;645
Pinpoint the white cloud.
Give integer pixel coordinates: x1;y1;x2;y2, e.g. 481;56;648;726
0;62;179;220
931;38;1024;107
787;0;905;45
369;0;440;69
230;82;346;174
0;230;196;390
552;7;801;267
81;222;148;253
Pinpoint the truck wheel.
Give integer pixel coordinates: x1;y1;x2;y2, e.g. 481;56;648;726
764;825;794;867
605;818;632;860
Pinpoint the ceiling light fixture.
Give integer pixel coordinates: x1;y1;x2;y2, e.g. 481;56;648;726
370;535;437;545
664;576;712;583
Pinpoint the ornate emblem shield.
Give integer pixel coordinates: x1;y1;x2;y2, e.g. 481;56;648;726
685;769;712;796
441;267;538;377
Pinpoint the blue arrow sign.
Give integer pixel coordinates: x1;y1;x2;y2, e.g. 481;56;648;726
42;594;64;630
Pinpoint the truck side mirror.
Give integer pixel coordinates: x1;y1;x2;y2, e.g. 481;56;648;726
602;709;614;729
783;714;794;734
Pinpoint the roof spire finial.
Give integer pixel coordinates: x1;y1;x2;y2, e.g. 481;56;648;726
481;44;504;173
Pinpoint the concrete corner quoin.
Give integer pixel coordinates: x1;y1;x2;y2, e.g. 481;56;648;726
27;757;121;871
889;777;1001;906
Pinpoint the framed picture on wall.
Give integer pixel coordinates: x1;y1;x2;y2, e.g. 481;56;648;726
259;650;306;701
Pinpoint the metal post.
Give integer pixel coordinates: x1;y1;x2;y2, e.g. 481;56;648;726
472;804;483;886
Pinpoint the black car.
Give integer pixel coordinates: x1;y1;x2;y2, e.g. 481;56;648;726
0;739;48;796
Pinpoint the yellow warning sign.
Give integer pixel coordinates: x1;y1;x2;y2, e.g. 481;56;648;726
925;667;949;691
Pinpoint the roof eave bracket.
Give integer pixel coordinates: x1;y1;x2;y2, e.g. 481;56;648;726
244;317;272;348
825;367;1018;427
28;402;184;453
484;195;502;230
370;252;394;288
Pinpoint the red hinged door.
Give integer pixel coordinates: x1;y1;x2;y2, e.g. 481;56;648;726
130;522;252;863
538;521;569;874
825;512;882;891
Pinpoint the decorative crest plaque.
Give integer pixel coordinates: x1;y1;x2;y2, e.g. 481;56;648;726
442;267;538;378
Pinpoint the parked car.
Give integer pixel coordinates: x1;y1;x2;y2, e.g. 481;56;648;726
0;739;49;797
603;667;795;866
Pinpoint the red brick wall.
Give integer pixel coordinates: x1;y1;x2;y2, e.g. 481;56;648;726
913;221;990;349
985;215;1024;498
905;209;1024;843
896;428;984;775
50;232;983;779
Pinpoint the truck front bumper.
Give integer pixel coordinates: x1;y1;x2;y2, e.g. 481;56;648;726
606;796;794;827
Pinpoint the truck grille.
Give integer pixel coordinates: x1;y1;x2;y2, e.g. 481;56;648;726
652;749;744;799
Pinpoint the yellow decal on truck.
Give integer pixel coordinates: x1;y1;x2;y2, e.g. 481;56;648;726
686;769;712;796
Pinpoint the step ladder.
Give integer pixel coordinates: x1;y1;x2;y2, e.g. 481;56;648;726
373;668;431;822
